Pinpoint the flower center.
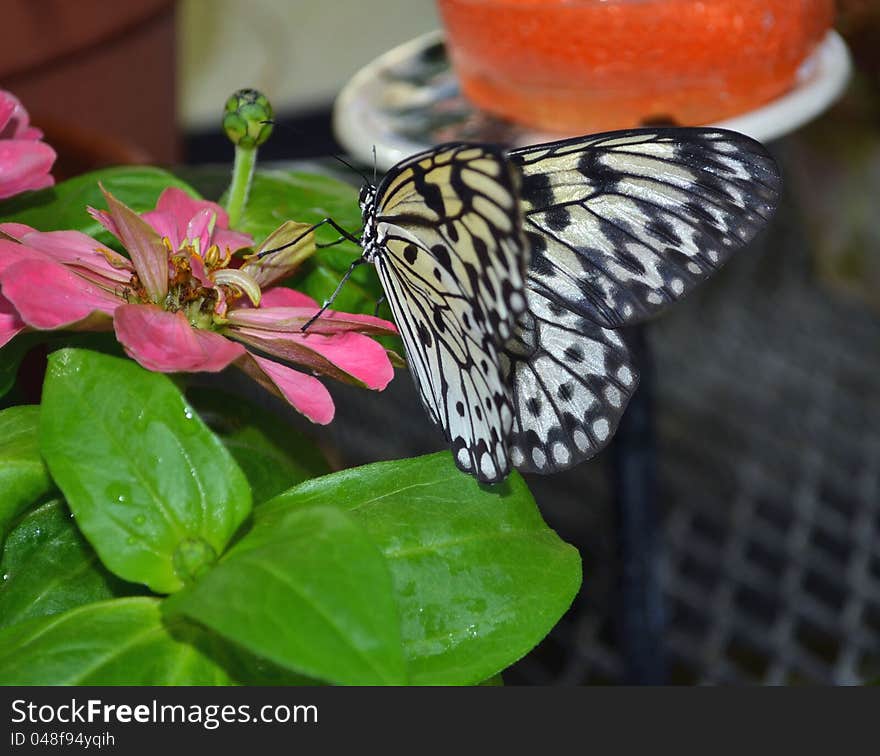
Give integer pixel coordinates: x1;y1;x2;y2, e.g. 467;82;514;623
126;239;254;330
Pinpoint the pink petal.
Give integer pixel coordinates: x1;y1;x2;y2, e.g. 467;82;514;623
0;140;56;200
1;258;119;329
0;222;37;240
230;327;394;390
114;304;246;373
8;229;132;284
259;287;317;308
86;207;120;238
309;309;398;335
213;228;253;252
139;208;181;249
100;187;168;303
0;291;26;347
226;305;398;336
0;90;38;140
142;195;252;253
237;353;335;424
0;94;14;136
188;251;213;287
155;187;230;236
0;237;51;275
185;207;215;254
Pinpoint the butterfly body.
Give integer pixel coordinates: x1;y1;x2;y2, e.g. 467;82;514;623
352;128;781;483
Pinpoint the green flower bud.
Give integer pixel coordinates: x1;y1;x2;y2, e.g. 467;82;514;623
223;88;274;148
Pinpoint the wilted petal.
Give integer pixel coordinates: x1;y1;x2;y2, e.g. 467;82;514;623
242;221;316;288
237;353;334;424
100;187;168;303
0;291;25;347
1;258;119;329
114;304;246;373
230;327;394;390
0;140;56;200
213;268;262;306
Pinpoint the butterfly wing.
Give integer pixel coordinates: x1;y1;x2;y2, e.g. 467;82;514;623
502;287;638;474
502;128;781;474
370;143;528;482
508;128;782;328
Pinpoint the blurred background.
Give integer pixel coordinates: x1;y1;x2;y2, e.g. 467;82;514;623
4;0;879;684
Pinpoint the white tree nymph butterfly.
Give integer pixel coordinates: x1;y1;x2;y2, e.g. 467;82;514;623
300;128;782;483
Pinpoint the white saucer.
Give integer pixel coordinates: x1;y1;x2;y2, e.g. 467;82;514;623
334;29;852;171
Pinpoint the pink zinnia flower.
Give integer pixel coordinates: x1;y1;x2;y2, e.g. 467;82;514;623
0;90;56;200
0;186;397;424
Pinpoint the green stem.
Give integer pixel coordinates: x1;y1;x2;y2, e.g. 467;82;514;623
225;144;257;228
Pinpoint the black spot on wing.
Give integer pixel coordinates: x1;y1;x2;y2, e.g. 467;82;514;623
416;320;433;348
564;344;584;362
645;216;681;246
431;243;452;272
519;170;555;208
577;149;621;189
544;206;571;233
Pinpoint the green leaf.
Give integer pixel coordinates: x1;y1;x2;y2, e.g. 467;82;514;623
0;167;199;244
0;499;144;629
261;452;581;685
39;349;252;594
0;335;39;401
187;387;330;505
238;170;362;247
0;597;235;684
238;170;388;318
480;674;504;686
0;405;53;543
165;504;407;685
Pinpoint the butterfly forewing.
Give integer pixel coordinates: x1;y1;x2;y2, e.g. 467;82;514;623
369;143;528;482
509;128;782;328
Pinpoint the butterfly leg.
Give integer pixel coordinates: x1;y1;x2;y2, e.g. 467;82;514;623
257;217;361;259
372;294;386;318
300;256;367;332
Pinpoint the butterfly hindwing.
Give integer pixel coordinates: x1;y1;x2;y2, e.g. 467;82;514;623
369;143;528;482
502;287;639;474
509;128;782;328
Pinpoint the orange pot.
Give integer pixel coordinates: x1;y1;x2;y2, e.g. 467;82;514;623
437;0;835;133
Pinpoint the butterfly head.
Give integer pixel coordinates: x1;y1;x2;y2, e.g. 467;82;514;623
358;182;380;261
358;182;377;214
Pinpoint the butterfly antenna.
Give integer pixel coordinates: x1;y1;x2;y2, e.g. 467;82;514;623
330;154;371;185
301;257;366;332
372;145;378;184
